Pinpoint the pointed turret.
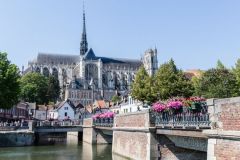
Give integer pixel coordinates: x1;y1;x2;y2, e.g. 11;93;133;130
80;2;88;55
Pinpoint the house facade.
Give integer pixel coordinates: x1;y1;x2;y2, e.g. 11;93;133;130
112;96;150;114
48;100;75;120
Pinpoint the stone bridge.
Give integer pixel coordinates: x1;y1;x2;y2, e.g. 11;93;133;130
81;97;240;160
8;97;240;159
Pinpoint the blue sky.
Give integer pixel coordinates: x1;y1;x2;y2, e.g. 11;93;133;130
0;0;240;70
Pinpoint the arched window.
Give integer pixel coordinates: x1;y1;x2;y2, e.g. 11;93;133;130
35;67;40;73
85;63;98;86
52;68;58;79
43;67;50;77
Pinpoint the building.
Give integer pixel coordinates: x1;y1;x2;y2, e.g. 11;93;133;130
24;7;158;106
48;100;76;120
0;102;29;121
111;96;150;114
142;48;158;77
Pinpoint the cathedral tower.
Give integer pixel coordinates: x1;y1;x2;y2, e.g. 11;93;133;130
80;3;88;56
143;48;158;76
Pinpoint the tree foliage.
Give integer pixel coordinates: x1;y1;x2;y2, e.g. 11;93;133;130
153;59;193;100
233;58;240;87
131;66;156;103
20;73;61;104
46;75;60;103
194;68;239;98
111;95;121;104
20;72;48;104
0;52;20;109
216;60;226;70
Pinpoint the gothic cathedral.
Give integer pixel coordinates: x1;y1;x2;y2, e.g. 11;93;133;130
25;8;158;106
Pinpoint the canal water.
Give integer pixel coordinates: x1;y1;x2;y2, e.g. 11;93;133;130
0;143;123;160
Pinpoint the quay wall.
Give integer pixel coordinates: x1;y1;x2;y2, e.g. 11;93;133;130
0;131;34;147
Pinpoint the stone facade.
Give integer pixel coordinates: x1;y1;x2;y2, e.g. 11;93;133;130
205;97;240;160
24;8;158;105
0;132;34;147
114;111;150;128
112;110;159;160
143;48;158;77
213;139;240;160
66;132;79;145
159;135;207;160
166;135;207;152
82;118;112;144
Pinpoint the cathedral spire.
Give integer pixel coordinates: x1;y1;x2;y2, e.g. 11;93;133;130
80;1;88;55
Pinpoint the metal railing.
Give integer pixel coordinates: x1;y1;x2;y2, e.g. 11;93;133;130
154;112;210;129
93;118;113;127
36;119;83;127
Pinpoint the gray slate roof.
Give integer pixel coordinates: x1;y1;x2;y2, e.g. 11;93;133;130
34;48;141;66
36;53;79;65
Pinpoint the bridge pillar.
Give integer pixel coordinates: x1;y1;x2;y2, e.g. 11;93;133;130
112;110;159;160
67;132;78;145
205;97;240;160
83;118;96;144
82;118;112;144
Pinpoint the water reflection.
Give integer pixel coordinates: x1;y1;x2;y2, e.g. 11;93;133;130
0;143;128;160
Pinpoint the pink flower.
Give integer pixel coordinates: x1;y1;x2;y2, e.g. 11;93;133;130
105;112;115;118
92;111;115;119
92;113;101;120
152;102;167;112
167;100;183;110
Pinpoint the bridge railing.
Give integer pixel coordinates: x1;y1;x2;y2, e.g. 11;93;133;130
93;118;114;127
36;119;83;127
154;112;210;129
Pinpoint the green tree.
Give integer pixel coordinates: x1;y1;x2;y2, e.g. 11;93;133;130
0;52;20;109
154;59;193;100
111;95;121;104
191;76;202;96
131;66;156;103
233;59;240;86
216;60;226;70
20;72;48;104
195;68;239;98
46;75;60;103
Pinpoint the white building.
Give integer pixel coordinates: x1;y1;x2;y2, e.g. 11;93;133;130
113;96;150;114
48;100;75;120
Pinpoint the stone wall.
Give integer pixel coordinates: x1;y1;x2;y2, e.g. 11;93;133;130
206;97;240;160
83;118;95;144
159;135;207;160
67;132;78;145
213;139;240;160
114;110;150;128
166;135;207;152
207;97;240;131
83;118;93;126
82;118;112;144
112;110;159;160
112;131;157;160
0;131;34;147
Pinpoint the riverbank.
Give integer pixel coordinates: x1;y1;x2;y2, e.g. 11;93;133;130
0;130;34;147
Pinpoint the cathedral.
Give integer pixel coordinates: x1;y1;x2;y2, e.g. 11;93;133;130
25;9;158;106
